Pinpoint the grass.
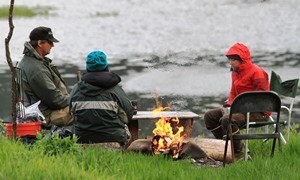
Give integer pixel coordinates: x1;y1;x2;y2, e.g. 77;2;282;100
0;126;300;179
0;5;55;19
94;11;119;17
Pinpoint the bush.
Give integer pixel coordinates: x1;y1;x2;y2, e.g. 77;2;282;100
0;118;6;137
34;131;81;156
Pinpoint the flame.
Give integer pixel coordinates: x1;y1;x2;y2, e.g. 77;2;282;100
152;106;185;157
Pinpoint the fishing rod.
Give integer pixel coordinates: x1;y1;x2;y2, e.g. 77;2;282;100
14;63;26;123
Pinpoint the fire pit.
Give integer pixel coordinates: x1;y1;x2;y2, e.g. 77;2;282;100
127;109;200;147
127;107;233;166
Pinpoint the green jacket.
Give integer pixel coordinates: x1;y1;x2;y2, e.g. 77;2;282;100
18;42;69;117
70;72;133;144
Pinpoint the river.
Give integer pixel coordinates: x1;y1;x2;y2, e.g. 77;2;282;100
0;0;299;137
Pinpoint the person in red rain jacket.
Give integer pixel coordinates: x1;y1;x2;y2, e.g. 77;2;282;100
204;42;270;154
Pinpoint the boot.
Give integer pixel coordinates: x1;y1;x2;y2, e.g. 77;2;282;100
233;140;242;154
231;126;242;154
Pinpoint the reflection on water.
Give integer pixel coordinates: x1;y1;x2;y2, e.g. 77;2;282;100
1;53;299;136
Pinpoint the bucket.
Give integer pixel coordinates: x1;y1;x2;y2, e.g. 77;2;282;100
6;122;42;138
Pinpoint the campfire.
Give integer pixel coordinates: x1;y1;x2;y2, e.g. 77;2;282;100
126;106;225;167
151;106;185;159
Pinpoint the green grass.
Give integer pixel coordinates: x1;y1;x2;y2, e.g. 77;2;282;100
94;11;119;17
0;5;55;19
0;127;300;179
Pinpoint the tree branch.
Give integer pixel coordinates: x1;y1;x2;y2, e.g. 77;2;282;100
5;0;17;140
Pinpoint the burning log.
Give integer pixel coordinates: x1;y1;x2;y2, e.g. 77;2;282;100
152;115;185;159
152;135;182;159
127;138;233;163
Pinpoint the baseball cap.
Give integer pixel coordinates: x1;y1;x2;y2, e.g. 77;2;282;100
29;26;59;43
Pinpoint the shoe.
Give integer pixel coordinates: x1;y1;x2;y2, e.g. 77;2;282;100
233;140;242;154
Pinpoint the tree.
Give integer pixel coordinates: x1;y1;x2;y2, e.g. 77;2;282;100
5;0;17;139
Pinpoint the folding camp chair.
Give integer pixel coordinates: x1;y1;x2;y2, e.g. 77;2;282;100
223;91;282;167
240;71;298;146
269;71;299;142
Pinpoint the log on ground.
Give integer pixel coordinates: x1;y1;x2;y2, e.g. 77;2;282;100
126;138;232;162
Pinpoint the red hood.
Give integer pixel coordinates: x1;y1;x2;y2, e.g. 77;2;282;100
226;43;252;64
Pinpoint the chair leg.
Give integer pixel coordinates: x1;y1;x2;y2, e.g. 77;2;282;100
239;141;252;160
223;126;234;167
244;139;249;160
273;119;286;144
277;125;282;152
279;133;286;144
271;138;276;157
271;123;282;157
223;126;232;166
223;132;229;167
278;136;282;152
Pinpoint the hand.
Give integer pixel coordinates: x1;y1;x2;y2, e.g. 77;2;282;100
131;100;137;115
223;103;231;108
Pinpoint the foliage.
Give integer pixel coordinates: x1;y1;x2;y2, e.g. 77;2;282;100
0;5;55;19
0;118;6;137
33;131;81;156
94;11;119;17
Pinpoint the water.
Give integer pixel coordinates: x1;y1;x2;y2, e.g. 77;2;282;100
0;0;300;137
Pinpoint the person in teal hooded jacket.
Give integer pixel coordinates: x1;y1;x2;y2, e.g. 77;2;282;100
70;50;133;145
203;42;270;154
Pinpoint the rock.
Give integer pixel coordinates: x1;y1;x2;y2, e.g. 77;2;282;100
126;139;153;155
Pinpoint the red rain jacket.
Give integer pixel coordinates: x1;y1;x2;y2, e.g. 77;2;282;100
225;43;270;116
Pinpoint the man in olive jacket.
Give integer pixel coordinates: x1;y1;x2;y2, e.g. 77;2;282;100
18;26;73;128
70;50;133;145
